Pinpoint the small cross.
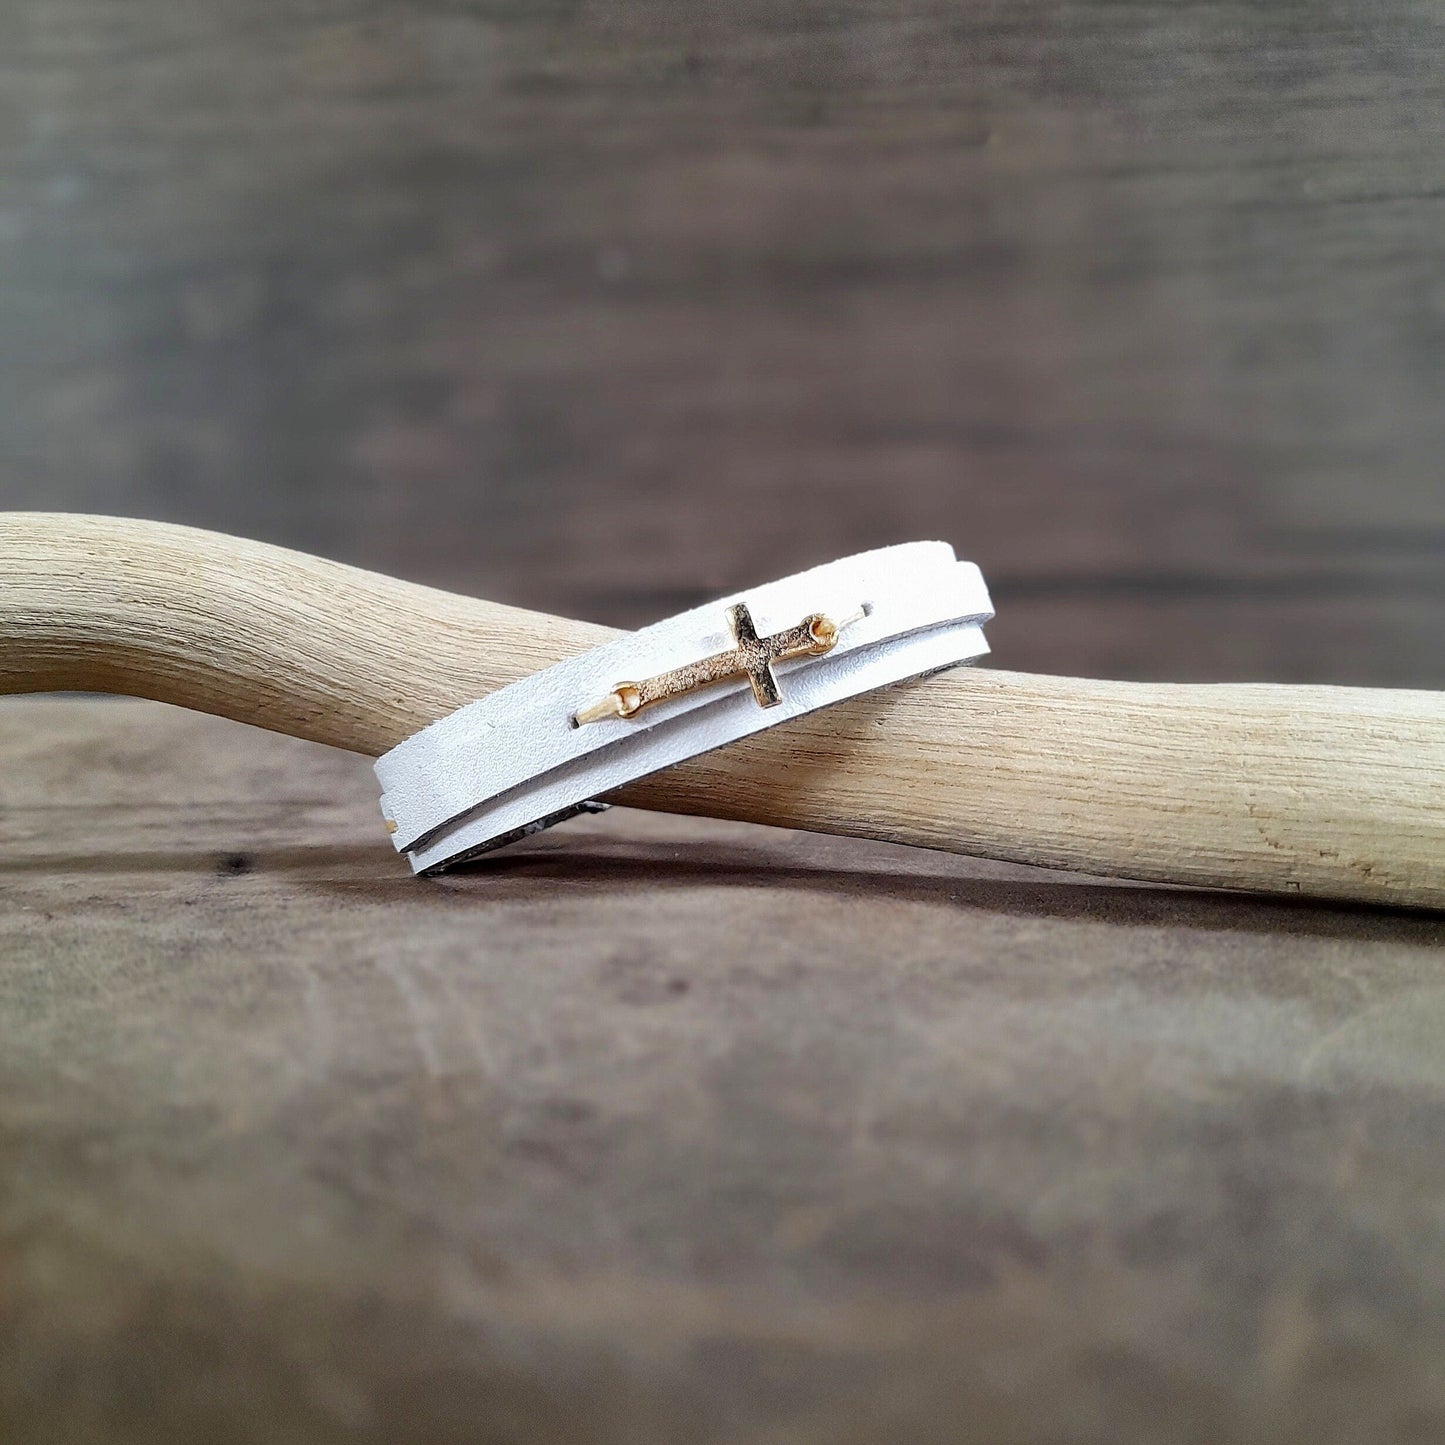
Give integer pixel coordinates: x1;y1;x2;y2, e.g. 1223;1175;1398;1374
573;602;843;726
727;602;788;707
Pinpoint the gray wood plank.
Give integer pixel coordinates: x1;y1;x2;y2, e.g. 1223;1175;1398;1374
2;0;1442;682
3;697;1445;1443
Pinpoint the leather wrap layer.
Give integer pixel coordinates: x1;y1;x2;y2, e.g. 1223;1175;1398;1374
376;542;993;872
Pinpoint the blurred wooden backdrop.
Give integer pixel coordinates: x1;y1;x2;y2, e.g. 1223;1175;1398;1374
2;0;1442;686
4;9;1445;1445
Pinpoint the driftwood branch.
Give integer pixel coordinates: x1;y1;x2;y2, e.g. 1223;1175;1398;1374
2;513;1442;908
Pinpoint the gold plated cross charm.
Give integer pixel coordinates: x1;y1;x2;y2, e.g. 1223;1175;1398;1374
573;602;844;726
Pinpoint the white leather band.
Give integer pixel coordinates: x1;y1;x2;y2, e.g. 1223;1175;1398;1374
376;542;993;873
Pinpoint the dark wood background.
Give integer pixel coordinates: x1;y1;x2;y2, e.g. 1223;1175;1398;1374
4;5;1445;1445
1;0;1442;683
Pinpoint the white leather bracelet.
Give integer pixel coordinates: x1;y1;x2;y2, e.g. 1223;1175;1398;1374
376;541;993;873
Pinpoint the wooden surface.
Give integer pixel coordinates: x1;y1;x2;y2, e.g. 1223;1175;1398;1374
2;0;1444;686
4;513;1445;910
5;0;1445;1439
3;696;1445;1444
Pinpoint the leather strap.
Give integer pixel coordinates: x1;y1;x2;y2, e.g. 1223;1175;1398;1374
376;542;993;872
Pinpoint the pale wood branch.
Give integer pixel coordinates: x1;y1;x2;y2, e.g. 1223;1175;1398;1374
2;513;1441;908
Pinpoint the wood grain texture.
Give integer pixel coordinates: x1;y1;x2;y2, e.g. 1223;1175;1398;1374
3;513;1442;909
2;0;1443;685
5;697;1445;1445
4;4;1445;1442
